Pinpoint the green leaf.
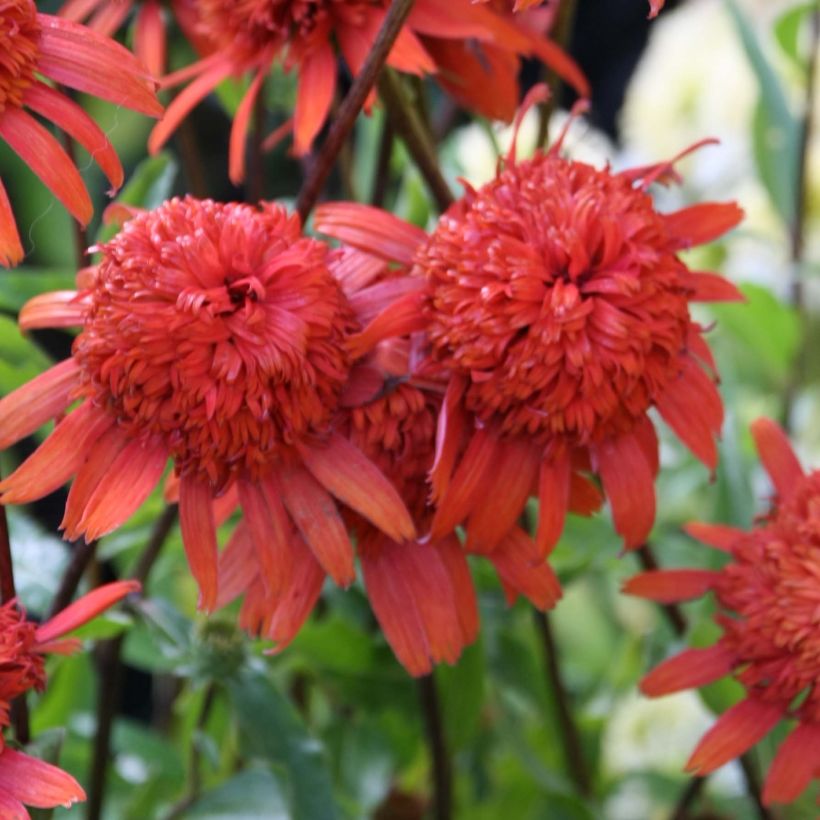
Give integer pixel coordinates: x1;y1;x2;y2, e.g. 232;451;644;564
437;639;486;751
0;315;53;393
226;665;340;820
774;3;814;70
725;0;800;225
0;268;76;314
182;768;290;819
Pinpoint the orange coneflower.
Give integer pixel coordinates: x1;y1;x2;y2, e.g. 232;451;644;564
58;0;171;77
624;419;820;805
148;0;588;183
0;0;162;268
315;91;743;556
0;197;416;612
0;581;138;817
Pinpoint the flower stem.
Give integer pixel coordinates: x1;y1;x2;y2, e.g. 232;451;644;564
48;538;97;619
417;674;452;820
782;0;819;431
532;609;592;796
670;774;706;820
377;68;455;212
296;0;417;222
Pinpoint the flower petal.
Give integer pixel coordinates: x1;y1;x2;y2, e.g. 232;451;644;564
36;580;140;644
228;69;266;185
535;453;570;558
679;270;744;302
763;723;820;805
19;291;88;330
0;747;85;809
429;373;468;504
0;107;91;224
0;358;80;450
490;527;562;610
685;698;782;775
348;288;428;359
0;403;112;504
640;644;736;697
134;0;166;78
683;521;744;552
0;178;24;268
663;202;744;249
622;569;721;603
293;42;337;156
750;417;804;500
216;521;257;609
179;474;219;612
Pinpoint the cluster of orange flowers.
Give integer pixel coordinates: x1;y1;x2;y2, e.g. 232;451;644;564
0;0;818;813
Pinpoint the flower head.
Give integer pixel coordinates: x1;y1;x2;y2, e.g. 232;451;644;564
0;197;415;612
0;0;162;267
0;581;138;817
316;107;743;557
624;418;820;805
149;0;588;182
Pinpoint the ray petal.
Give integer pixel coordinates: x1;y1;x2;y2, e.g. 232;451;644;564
179;474;219;611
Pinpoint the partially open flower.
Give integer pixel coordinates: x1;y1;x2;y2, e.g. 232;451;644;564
0;581;138;817
0;0;162;267
624;419;820;805
0;197;415;612
316;102;743;556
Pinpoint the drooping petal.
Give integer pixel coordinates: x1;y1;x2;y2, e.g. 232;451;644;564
594;431;656;548
0;358;80;450
36;580;140;644
429;427;502;541
762;723;820;805
0;107;92;224
683;521;744;552
622;569;721;603
0;403;112;504
293;42;337;156
179;474;219;612
0;790;27;819
134;0;166;79
24;81;123;191
640;644;736;696
0;177;24;268
429;374;468;503
215;522;257;609
679;270;744;302
750;417;804;500
275;463;355;587
0;747;85;809
19;290;89;330
437;534;479;644
37;14;162;117
314;203;428;265
685;698;783;775
75;436;168;541
299;433;416;542
348;288;427;359
490;527;562;610
467;435;540;552
228;69;267;185
663;202;744;249
535;453;570;558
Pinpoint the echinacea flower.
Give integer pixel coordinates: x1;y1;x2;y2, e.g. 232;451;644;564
0;197;416;612
0;580;138;818
489;0;665;17
315;92;743;557
148;0;588;183
624;418;820;805
58;0;171;77
0;0;162;268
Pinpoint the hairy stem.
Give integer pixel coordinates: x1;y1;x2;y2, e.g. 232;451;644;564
417;674;452;820
296;0;417;221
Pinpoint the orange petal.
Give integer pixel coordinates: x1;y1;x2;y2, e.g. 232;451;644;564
679;270;744;302
535;453;570;558
179;474;219;612
750;417;804;500
622;569;721;603
0;747;85;809
36;580;140;644
490;527;562;610
348;289;428;360
568;471;603;516
134;0;166;79
429;427;502;541
429;373;468;504
640;644;736;697
0;358;80;450
237;477;291;597
0;107;91;224
24;81;123;191
76;436;167;541
300;433;416;542
349;276;423;328
595;432;656;549
215;521;257;609
648;0;665;18
685;698;782;775
228;68;267;185
37;14;162;117
663;202;744;249
0;403;112;504
19;290;88;330
762;723;820;805
0;177;24;268
467;435;540;553
437;534;479;645
683;521;743;552
293;42;337;156
275;463;355;587
314;203;428;265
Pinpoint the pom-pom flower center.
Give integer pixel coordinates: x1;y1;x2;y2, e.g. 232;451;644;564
0;0;41;113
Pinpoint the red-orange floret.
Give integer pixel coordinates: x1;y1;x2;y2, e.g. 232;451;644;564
624;418;820;805
0;0;40;112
